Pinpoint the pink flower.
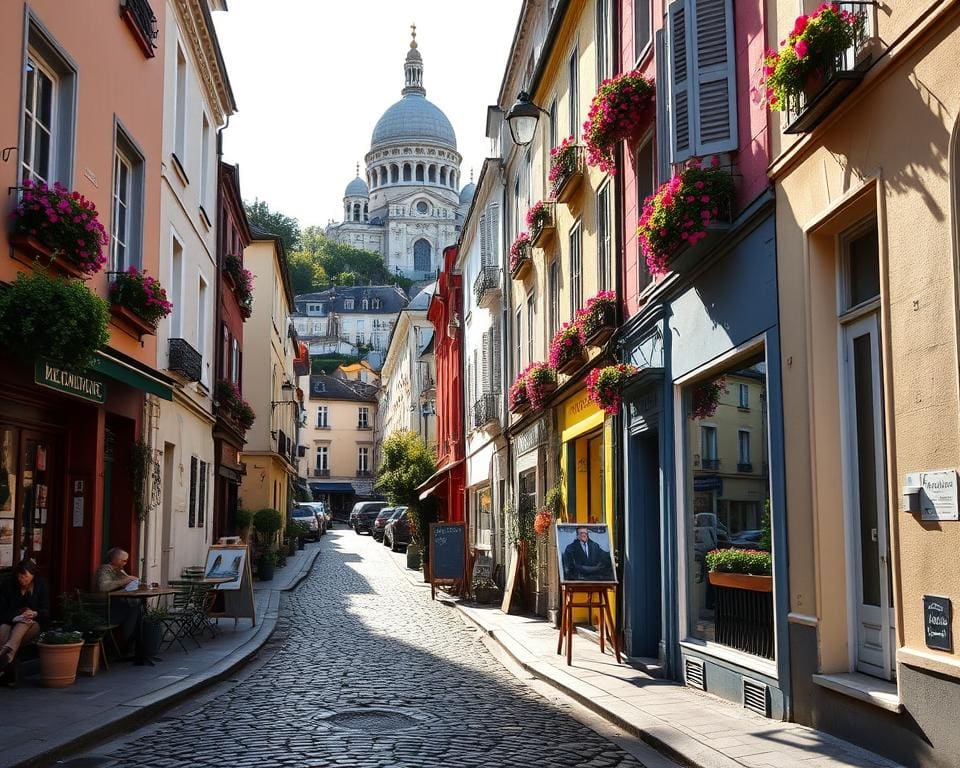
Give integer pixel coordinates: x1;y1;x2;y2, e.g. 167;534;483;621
793;39;809;59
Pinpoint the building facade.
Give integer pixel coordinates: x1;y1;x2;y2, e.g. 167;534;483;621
325;31;474;280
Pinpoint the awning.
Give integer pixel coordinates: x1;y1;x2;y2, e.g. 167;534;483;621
309;481;355;493
91;349;174;401
418;480;444;501
416;457;465;500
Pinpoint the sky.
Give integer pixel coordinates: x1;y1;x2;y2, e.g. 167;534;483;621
213;0;524;231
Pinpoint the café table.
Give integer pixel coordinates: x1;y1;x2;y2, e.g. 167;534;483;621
108;585;175;666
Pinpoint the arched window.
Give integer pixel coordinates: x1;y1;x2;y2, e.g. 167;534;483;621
428;165;437;183
363;203;368;221
403;163;412;181
440;167;448;186
416;164;425;182
414;239;431;273
352;203;361;221
390;165;399;183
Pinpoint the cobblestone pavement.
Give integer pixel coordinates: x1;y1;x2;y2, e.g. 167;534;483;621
77;529;651;768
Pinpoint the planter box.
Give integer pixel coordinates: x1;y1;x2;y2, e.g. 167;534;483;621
530;381;556;403
665;222;731;276
551;147;585;204
708;571;772;593
9;233;91;280
109;303;157;340
78;642;101;676
556;351;586;377
509;399;531;415
510;257;532;281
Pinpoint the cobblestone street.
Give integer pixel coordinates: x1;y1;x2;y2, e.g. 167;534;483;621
75;529;654;768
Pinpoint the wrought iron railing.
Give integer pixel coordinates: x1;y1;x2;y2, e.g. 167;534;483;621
737;462;753;473
168;338;202;382
701;458;721;470
473;265;501;306
473;393;499;429
312;468;330;478
120;0;158;56
356;469;372;478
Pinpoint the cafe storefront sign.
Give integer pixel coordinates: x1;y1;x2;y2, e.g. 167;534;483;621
34;358;106;404
905;470;959;521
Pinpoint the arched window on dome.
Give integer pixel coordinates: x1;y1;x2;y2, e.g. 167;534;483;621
352;203;361;222
413;239;431;273
379;168;387;187
428;165;437;183
451;171;458;189
363;203;369;222
390;165;399;184
440;167;448;186
416;164;425;182
403;163;412;182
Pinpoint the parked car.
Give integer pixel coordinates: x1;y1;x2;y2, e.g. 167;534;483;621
294;502;327;536
380;507;406;546
384;509;412;552
729;529;765;549
351;501;388;534
370;507;397;542
291;505;321;541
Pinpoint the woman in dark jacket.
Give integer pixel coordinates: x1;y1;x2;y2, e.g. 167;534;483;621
0;560;49;670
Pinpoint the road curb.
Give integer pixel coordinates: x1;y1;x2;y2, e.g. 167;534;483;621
12;549;321;768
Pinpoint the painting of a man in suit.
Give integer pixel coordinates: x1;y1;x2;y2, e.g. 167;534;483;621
560;525;615;583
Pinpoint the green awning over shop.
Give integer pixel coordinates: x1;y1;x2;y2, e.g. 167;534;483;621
91;352;174;401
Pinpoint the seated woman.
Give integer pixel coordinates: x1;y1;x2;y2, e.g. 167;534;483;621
0;560;49;670
95;547;140;656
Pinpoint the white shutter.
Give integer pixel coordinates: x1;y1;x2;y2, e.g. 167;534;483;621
487;203;500;267
491;321;502;394
482;330;491;394
691;0;738;155
667;0;693;163
479;213;489;268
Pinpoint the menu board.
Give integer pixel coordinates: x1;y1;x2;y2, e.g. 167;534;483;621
924;595;952;651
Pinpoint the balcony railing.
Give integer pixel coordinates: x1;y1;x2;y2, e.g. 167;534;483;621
356;469;372;478
473;265;501;309
701;458;721;470
120;0;158;58
473;393;500;429
737;462;753;473
167;338;202;382
312;468;331;478
784;3;877;134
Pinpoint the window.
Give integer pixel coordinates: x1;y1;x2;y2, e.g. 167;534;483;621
526;293;536;365
515;307;523;372
188;456;198;528
845;226;881;309
344;298;354;310
357;319;365;332
636;140;655;291
197;276;208;379
416;201;428;214
738;430;751;466
596;0;611;82
548;259;560;336
372;298;381;310
700;425;718;464
358;407;369;428
170;235;184;338
200;113;211;210
549;99;558;158
358;447;369;473
569;222;583;317
317;406;328;428
568;48;580;139
316;446;329;471
597;183;612;291
666;0;737;163
414;239;431;272
738;383;749;409
230;338;239;385
198;460;207;528
634;0;652;61
174;45;187;163
109;131;145;269
362;299;369;310
20;28;77;187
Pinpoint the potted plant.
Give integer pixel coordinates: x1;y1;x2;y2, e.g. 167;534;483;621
288;520;308;550
548;136;583;201
759;3;865;112
637;157;735;276
526;200;554;246
9;179;108;278
253;507;282;579
37;629;85;687
584;70;655;174
473;577;499;605
509;232;532;280
586;364;639;415
257;549;277;581
223;254;254;319
524;363;556;409
705;548;773;592
0;272;110;371
509;370;531;414
576;290;618;347
59;593;104;676
108;266;173;337
236;507;253;541
549;322;587;376
691;376;727;420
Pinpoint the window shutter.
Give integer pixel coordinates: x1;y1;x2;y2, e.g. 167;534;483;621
691;0;738;155
482;330;491;394
667;0;693;163
488;203;500;266
491;321;502;393
479;213;489;268
198;460;207;528
188;456;198;528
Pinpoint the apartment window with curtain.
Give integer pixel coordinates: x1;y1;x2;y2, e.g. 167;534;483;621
358;447;369;473
568;47;580;139
597;182;612;291
110;129;145;272
358;407;369;428
316;406;328;428
230;338;240;385
188;456;198;527
315;446;329;472
738;430;751;470
200;113;211;212
549;99;558;153
170;235;184;338
515;307;523;371
197;276;208;381
569;222;583;317
548;259;560;336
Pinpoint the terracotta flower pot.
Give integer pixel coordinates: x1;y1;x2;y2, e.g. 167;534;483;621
38;641;84;688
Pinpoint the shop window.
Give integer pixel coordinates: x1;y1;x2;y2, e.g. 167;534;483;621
683;349;773;659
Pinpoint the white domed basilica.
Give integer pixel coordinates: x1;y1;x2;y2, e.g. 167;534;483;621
325;27;474;280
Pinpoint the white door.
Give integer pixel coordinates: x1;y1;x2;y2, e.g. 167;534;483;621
843;313;894;679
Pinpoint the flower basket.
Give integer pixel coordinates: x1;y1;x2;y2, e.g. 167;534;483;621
9;180;108;276
524;363;556;409
760;3;865;113
586;364;638;415
509;232;532;280
223;254;254;319
691;376;727;420
637;158;735;276
108;267;172;338
549;323;586;376
526;201;554;247
533;508;553;537
509;371;531;414
576;291;618;347
584;70;655;174
549;136;583;202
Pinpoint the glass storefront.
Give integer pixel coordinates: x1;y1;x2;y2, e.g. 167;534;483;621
683;349;774;658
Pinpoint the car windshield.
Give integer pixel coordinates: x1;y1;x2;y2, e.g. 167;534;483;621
293;509;314;518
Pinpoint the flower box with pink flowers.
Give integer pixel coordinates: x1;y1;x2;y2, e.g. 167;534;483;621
509;232;532;281
550;323;587;377
576;291;617;348
637;158;734;277
108;267;173;338
526;201;555;247
584;70;655;175
548;136;584;203
223;254;254;319
586;364;638;415
524;363;556;409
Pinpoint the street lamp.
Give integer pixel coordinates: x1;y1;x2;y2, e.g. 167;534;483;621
505;91;548;147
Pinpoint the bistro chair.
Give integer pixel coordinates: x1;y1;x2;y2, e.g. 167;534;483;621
159;581;202;653
181;565;205;581
76;590;121;670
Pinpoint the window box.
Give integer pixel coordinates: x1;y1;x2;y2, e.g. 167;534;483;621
510;255;532;281
526;201;555;248
120;0;158;59
783;65;870;134
576;291;617;348
549;323;587;377
701;458;721;470
549;139;585;204
707;571;772;592
109;303;156;339
9;233;90;281
509;399;531;416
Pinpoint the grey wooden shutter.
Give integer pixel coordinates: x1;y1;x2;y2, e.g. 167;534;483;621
482;330;491;394
691;0;738;155
491;321;502;393
667;0;693;163
479;213;489;268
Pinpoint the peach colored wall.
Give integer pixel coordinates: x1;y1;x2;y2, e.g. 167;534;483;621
0;1;164;366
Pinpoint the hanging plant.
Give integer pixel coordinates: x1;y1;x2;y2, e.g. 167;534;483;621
583;70;655;173
524;363;556;409
509;232;532;275
691;376;728;420
533;508;553;537
759;3;864;111
109;267;173;328
223;254;254;318
637;157;735;275
9;179;108;275
549;322;586;371
586;363;639;415
0;272;109;370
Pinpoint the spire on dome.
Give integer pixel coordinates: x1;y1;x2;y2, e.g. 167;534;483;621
402;23;425;97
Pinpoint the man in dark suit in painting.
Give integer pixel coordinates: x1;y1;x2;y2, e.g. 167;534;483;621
562;527;614;582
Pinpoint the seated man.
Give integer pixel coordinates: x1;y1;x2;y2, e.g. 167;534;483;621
0;560;49;671
95;547;140;655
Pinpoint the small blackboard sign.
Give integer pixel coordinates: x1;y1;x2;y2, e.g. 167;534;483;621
429;522;466;599
472;553;493;582
923;595;952;651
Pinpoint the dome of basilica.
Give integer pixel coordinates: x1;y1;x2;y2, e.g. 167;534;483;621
371;94;457;150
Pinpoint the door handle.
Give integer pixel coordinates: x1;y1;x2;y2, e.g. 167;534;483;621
871;528;878;542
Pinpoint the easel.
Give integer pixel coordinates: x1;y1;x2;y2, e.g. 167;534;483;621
207;543;256;627
500;540;528;614
557;583;621;666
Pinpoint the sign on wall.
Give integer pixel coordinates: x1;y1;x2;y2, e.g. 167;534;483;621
905;470;959;521
923;595;952;651
34;358;106;404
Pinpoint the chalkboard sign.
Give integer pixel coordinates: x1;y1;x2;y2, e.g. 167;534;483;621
472;554;493;582
923;595;952;651
429;522;466;599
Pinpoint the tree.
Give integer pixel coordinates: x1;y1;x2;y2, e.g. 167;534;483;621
375;430;438;558
287;250;327;294
245;199;300;253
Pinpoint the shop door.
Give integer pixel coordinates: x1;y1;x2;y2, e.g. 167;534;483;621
19;432;60;584
843;313;894;679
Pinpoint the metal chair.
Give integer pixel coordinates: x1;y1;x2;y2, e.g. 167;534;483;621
76;591;122;669
159;581;201;653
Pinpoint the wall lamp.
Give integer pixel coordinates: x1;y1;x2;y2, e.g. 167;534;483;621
505;91;549;147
